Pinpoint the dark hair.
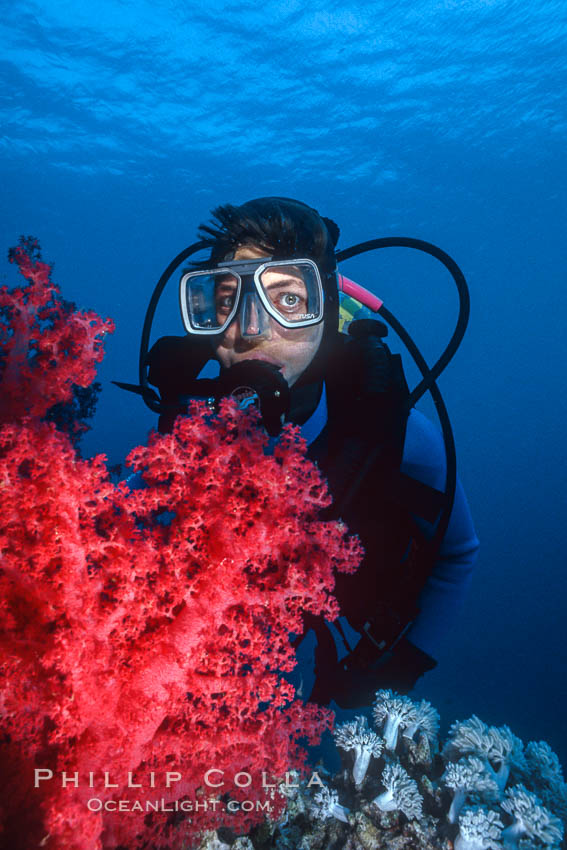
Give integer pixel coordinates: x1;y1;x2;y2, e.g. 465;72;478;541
197;197;342;385
197;196;340;271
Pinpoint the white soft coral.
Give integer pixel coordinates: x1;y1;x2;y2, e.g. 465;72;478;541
443;755;500;823
525;740;564;785
402;698;440;746
455;806;504;850
444;715;526;791
310;785;350;824
372;762;423;820
333;715;384;787
373;689;417;751
500;784;564;848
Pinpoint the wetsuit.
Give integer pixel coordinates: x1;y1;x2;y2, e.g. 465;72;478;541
294;388;479;707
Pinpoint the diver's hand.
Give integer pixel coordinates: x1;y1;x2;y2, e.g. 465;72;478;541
218;360;290;436
146;335;216;433
311;638;437;709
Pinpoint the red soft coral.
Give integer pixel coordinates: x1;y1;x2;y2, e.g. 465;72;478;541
0;241;362;850
0;236;114;424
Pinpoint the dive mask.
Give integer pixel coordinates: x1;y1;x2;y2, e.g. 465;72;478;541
179;257;324;336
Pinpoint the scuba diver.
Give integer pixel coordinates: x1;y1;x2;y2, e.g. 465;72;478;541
118;196;479;709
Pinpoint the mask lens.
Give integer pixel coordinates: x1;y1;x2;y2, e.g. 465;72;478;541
258;263;322;326
180;271;239;332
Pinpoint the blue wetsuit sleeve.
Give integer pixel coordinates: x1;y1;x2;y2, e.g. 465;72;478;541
401;409;480;658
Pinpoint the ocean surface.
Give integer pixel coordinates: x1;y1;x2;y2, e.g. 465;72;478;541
2;0;566;767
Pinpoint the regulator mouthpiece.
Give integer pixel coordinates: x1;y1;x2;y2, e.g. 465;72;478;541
218;360;290;437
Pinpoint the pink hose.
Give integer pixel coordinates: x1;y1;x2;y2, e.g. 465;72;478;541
338;274;383;311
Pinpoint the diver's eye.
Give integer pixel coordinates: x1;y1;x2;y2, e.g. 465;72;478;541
216;293;236;314
277;292;303;312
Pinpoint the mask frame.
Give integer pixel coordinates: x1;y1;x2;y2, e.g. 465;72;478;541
179;257;325;335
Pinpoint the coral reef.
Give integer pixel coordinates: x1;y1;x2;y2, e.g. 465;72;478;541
194;691;565;850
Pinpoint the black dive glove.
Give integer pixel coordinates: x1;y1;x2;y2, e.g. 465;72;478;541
146;338;291;436
217;361;290;436
309;637;437;709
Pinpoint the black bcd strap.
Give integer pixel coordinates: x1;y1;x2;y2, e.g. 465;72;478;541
306;320;449;665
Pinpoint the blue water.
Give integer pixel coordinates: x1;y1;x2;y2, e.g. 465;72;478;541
2;0;566;767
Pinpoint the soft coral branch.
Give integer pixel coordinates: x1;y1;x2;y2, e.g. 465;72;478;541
1;236;114;425
0;241;361;850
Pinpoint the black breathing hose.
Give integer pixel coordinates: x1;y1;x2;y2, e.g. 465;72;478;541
336;237;470;553
336;236;470;406
138;240;208;412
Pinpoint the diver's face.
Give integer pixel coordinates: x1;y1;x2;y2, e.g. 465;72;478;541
212;245;324;387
